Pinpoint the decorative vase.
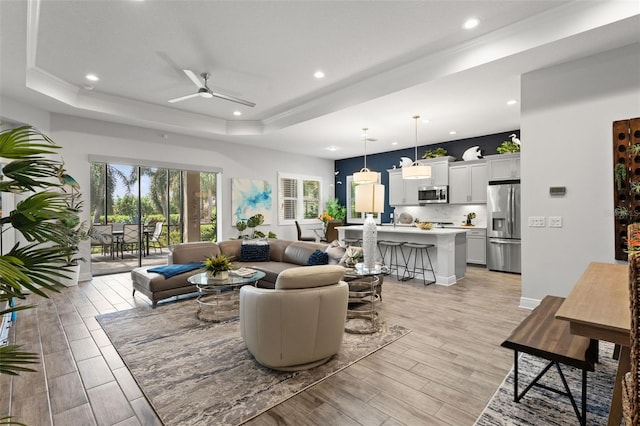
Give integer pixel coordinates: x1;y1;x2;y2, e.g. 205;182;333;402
466;218;472;226
362;213;377;272
208;270;229;281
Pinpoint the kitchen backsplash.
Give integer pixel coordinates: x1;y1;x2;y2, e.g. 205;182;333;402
391;204;487;227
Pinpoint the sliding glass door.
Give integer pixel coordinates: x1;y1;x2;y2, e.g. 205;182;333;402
90;162;218;276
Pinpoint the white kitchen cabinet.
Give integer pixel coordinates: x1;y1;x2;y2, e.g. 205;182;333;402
448;161;487;204
388;169;419;206
418;158;452;186
486;153;520;181
466;228;486;265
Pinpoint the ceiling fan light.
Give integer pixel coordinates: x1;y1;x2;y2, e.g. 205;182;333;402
402;163;432;179
353;168;378;184
199;91;213;99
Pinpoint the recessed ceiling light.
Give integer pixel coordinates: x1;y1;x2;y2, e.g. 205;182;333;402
314;70;325;79
233;111;242;116
506;99;518;106
326;146;338;151
85;74;99;82
449;131;457;135
463;18;479;30
391;141;398;146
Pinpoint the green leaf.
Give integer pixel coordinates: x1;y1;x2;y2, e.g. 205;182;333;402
0;345;39;376
0;125;59;159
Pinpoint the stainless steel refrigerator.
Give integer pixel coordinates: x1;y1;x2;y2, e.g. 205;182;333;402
487;181;521;273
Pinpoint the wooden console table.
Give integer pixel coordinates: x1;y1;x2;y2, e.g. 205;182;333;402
555;262;629;426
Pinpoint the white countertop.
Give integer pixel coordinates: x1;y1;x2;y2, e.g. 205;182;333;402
337;225;467;235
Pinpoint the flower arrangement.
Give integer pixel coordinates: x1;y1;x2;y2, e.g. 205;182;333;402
203;254;235;277
317;211;334;223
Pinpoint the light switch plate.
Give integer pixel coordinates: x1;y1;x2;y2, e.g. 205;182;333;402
528;216;546;227
549;216;563;227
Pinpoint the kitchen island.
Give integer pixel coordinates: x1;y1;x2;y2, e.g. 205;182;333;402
336;225;467;285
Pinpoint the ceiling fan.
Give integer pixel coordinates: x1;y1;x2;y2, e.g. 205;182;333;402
168;70;256;107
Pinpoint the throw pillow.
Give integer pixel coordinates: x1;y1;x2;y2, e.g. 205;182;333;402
325;240;346;265
307;249;329;266
240;244;270;262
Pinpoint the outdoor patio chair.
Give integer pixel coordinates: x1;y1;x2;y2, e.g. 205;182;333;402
148;221;165;253
90;224;114;259
120;224;140;257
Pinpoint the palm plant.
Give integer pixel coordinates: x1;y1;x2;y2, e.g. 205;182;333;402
0;125;78;377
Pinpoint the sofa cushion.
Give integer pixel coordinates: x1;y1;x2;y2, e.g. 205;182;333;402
218;239;242;261
240;244;270;262
282;241;329;266
266;239;291;262
170;242;220;264
275;265;346;290
307;249;329;266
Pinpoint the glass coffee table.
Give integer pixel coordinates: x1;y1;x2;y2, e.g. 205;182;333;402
343;264;388;334
188;269;266;322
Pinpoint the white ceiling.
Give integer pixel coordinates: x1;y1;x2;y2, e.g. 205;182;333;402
1;0;639;159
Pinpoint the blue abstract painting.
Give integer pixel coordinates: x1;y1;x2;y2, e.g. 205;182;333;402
231;178;272;225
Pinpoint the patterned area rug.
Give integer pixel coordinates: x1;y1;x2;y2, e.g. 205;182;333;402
96;301;410;426
475;342;617;425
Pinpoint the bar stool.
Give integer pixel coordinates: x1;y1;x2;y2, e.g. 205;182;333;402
343;237;361;247
402;242;436;286
377;240;406;280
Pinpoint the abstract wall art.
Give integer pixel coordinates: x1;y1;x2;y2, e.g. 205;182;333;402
231;178;272;225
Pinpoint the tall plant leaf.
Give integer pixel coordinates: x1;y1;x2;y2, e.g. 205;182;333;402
0;125;59;158
0;345;38;375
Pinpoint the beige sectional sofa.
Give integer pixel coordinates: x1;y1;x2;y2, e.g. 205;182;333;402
131;238;334;307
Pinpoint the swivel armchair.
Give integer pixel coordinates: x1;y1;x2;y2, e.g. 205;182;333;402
240;265;348;371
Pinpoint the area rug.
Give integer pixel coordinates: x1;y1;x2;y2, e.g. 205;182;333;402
475;341;617;425
96;301;410;426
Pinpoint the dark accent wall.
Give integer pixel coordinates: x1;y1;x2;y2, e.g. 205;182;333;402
334;129;519;223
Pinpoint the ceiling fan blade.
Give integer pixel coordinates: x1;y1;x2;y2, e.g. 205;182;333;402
168;93;200;103
183;70;203;88
210;91;256;108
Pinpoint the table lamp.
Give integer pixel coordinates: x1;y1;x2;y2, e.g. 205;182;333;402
355;183;385;272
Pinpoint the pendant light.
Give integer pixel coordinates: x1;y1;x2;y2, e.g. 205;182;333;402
353;128;378;184
402;115;432;180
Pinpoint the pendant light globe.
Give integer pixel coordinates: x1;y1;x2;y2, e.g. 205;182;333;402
353;128;378;184
402;115;432;180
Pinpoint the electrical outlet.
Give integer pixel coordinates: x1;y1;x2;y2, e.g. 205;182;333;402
549;216;563;228
528;216;546;227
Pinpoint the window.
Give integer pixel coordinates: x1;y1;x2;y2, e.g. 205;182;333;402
278;173;322;224
346;174;382;224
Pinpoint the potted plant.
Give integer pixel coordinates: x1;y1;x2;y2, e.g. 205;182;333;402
0;125;77;377
344;246;363;268
422;147;448;158
203;254;235;280
497;140;521;154
324;197;346;223
465;212;476;226
235;213;276;239
56;189;89;286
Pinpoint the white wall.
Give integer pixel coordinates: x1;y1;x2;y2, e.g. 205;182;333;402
1;100;334;280
520;43;640;307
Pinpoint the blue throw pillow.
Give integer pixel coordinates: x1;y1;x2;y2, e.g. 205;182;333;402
307;249;329;266
240;244;270;262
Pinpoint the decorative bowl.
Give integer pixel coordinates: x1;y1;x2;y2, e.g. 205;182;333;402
416;222;433;230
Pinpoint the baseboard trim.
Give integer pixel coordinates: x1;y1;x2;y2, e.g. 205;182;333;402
519;297;540;310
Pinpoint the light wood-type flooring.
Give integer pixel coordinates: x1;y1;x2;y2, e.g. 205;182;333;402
2;266;528;425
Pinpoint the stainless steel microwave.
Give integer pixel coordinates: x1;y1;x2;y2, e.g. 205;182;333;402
418;185;448;204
